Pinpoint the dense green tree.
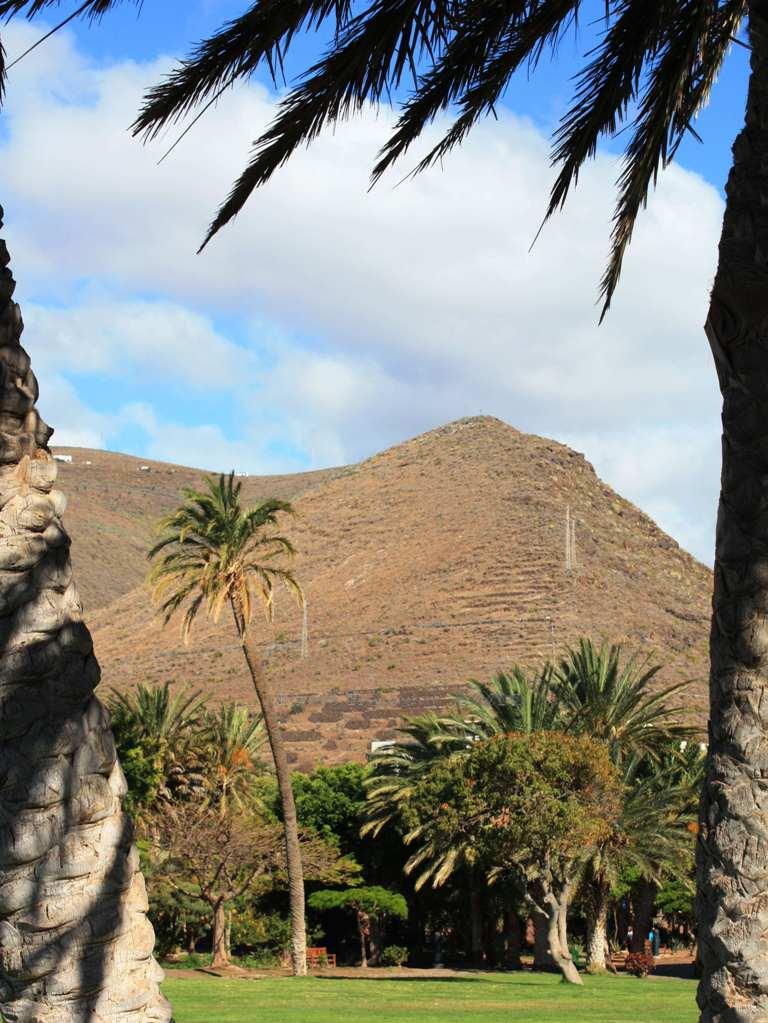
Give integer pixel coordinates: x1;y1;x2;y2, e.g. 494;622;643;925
148;472;309;974
581;751;700;971
403;731;622;984
308;886;408;967
291;762;369;852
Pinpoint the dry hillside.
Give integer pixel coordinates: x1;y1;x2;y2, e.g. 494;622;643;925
54;417;713;770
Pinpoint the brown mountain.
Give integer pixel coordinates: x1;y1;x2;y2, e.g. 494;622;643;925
55;416;712;770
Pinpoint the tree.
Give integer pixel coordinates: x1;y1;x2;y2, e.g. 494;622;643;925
204;702;267;815
109;681;209;812
403;731;622;985
580;750;700;972
147;472;309;974
553;640;691;760
308;886;408;967
149;802;286;969
0;207;171;1022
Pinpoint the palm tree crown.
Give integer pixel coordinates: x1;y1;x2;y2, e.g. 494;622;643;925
148;471;303;639
0;0;744;305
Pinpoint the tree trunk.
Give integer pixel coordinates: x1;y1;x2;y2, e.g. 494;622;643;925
503;909;523;970
532;909;555;970
369;914;382;966
557;882;571;963
697;6;768;1019
469;881;484;966
630;879;656;954
585;883;610;973
234;610;307;976
357;910;369;968
544;893;582;986
211;901;229;969
0;211;171;1022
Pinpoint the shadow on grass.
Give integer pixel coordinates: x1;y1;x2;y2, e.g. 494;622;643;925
312;973;564;986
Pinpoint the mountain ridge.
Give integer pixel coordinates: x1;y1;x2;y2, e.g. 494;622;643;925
54;416;711;769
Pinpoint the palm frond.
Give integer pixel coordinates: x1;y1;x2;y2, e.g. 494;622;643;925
196;0;456;248
132;0;354;142
596;0;744;313
374;0;582;183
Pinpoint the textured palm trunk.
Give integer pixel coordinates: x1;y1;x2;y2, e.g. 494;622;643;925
0;211;171;1021
357;910;368;968
699;3;768;1018
696;5;768;1020
585;884;609;973
469;881;484;966
234;611;307;976
630;880;656;954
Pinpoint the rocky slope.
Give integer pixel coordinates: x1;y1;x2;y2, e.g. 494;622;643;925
56;417;712;769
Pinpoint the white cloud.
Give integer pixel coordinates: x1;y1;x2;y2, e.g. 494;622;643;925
0;21;724;563
25;295;252;390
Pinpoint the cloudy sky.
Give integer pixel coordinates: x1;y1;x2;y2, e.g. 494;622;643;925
0;5;752;565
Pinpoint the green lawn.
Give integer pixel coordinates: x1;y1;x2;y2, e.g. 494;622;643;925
164;970;697;1023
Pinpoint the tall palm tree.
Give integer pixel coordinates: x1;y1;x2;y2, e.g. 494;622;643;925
0;211;172;1022
2;1;766;1015
148;471;309;975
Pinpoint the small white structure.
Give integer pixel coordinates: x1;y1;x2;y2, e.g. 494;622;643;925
370;739;396;753
138;465;150;472
53;454;72;464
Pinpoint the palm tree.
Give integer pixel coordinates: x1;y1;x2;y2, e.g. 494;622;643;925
148;471;309;975
204;702;267;815
0;207;172;1022
554;639;693;760
109;681;209;805
581;749;702;972
3;2;766;1014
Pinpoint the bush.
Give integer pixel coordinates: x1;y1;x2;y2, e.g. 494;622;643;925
380;945;409;967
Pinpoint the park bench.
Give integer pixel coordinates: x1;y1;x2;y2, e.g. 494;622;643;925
307;947;337;969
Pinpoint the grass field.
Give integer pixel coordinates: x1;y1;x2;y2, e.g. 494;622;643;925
163;970;698;1023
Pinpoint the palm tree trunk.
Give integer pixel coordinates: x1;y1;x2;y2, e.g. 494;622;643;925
630;879;656;954
211;901;229;969
585;882;610;973
469;881;485;966
357;910;369;968
232;605;307;976
503;909;523;970
0;210;170;1022
697;6;768;1020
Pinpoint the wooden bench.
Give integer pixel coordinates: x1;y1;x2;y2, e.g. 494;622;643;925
307;947;337;969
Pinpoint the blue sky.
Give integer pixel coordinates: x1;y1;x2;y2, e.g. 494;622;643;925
0;3;751;563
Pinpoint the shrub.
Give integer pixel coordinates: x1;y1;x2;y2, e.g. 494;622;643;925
626;951;655;977
381;945;409;967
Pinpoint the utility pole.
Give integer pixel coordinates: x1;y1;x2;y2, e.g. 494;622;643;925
565;505;571;572
300;599;309;659
545;616;555;659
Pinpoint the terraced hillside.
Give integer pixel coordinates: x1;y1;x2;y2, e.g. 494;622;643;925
58;417;713;770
